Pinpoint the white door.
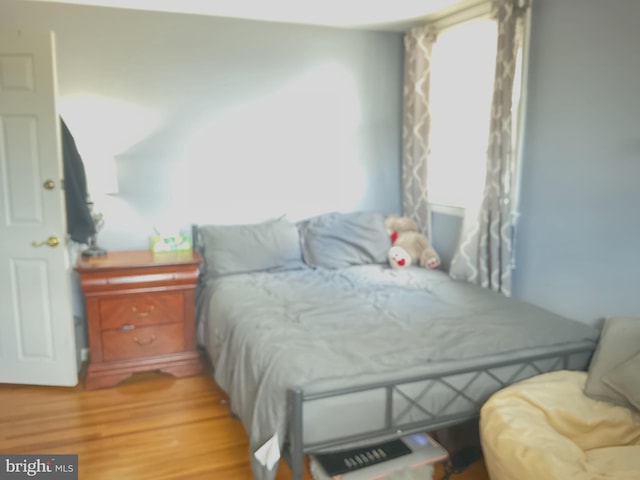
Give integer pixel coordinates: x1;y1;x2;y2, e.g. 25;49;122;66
0;30;77;386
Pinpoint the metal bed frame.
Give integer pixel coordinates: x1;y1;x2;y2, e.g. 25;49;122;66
191;224;594;479
283;343;594;480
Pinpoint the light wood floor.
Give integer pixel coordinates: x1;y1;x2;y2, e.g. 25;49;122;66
0;372;489;480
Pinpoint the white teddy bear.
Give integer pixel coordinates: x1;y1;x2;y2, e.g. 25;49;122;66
385;215;440;270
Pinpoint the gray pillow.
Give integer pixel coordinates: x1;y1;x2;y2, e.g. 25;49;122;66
299;211;391;269
584;316;640;409
603;351;640;412
198;217;304;277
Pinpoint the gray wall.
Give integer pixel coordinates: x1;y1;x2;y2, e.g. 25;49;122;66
7;0;636;345
512;0;640;325
1;1;403;251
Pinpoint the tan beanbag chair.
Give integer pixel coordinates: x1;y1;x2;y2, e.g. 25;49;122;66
480;371;640;480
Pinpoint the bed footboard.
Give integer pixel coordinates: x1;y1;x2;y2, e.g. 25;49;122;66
285;343;593;480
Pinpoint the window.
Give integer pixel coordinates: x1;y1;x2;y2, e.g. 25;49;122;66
427;18;498;210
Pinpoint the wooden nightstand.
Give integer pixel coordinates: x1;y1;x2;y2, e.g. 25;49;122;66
76;250;203;390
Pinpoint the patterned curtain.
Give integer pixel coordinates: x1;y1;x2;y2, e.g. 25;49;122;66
402;25;437;236
449;0;529;295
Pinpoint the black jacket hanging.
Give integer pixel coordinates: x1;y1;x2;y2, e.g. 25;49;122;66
60;118;95;243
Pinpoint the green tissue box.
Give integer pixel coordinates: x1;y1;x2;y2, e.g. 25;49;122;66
150;234;192;253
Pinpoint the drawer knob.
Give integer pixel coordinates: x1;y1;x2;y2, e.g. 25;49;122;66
120;324;135;331
132;305;155;317
133;335;156;346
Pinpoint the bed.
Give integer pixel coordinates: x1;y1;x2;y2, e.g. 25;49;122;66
193;212;599;480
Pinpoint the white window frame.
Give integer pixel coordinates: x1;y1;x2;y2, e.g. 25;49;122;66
424;0;532;227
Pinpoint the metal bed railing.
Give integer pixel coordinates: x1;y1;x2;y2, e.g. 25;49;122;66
284;343;594;479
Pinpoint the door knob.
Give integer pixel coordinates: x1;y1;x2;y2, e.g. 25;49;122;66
43;180;55;190
32;236;60;248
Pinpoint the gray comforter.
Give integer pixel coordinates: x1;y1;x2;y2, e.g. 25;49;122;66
196;265;599;480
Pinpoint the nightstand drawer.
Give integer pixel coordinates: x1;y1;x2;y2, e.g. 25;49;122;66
99;293;183;330
102;323;185;362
